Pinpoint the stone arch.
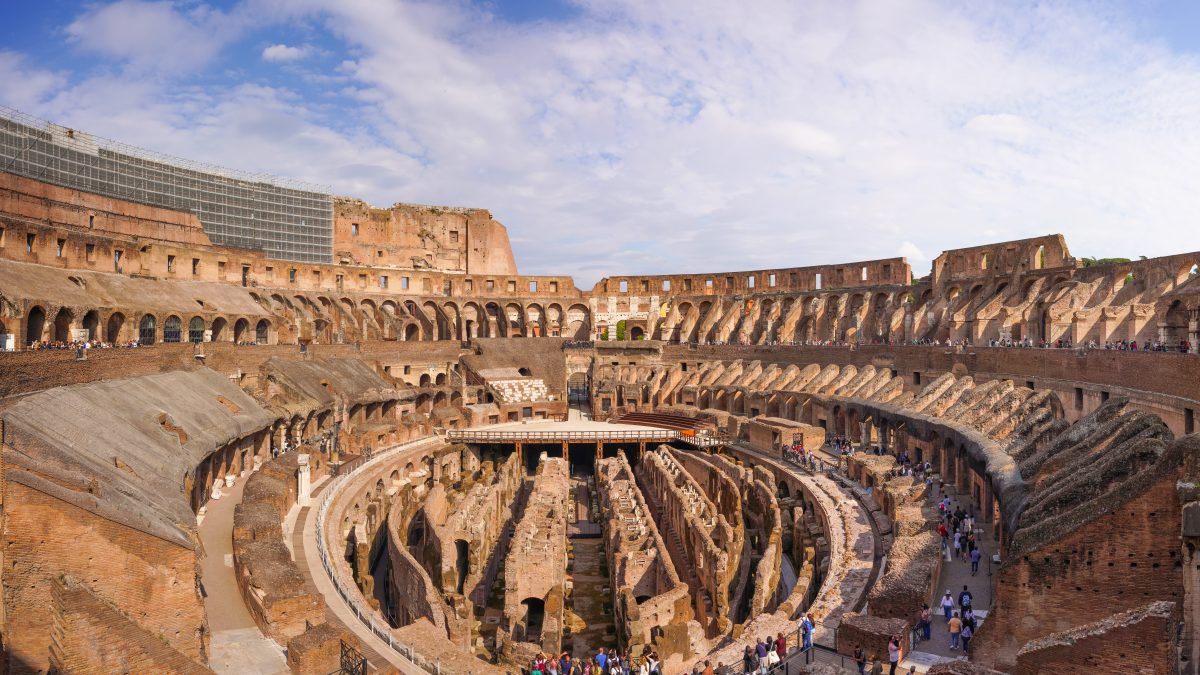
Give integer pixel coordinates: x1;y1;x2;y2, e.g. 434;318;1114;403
106;312;125;343
525;303;544;337
485;302;505;338
82;309;100;341
52;307;73;342
162;315;182;343
139;314;157;345
234;318;250;344
256;319;270;345
188;316;204;343
504;302;524;336
566;303;589;339
211;316;228;342
26;305;46;345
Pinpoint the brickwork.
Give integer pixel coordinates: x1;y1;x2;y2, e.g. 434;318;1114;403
2;481;206;673
1012;601;1178;675
49;576;212;675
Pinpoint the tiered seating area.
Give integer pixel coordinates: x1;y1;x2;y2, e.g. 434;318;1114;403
610;410;715;433
489;378;550;403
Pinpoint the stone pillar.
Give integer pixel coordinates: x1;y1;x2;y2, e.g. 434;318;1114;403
1189;310;1199;353
297;454;312;506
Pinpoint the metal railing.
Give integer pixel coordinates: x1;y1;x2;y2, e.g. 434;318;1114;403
313;436;442;674
446;429;682;443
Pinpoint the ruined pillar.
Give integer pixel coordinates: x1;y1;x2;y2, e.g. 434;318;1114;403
297;454;311;506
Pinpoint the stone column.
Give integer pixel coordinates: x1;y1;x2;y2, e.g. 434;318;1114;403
297;454;312;506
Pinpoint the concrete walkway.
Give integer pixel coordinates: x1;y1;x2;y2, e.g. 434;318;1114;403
197;475;289;675
906;488;993;670
293;445;436;675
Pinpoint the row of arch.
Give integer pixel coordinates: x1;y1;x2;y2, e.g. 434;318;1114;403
18;306;271;345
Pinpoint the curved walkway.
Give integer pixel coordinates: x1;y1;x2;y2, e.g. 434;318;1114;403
197;475;289;675
293;438;441;675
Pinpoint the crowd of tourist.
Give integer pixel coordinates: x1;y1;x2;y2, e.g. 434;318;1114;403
26;339;141;350
525;647;662;675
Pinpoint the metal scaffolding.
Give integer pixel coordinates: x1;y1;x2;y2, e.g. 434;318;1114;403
0;106;333;264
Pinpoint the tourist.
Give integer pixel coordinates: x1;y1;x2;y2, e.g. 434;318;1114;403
596;648;608;672
853;644;866;675
560;653;574;674
940;590;954;620
948;611;962;649
970;546;982;575
741;646;756;675
803;612;815;649
754;637;769;670
887;635;900;675
918;603;932;640
870;655;883;675
959;585;973;612
702;660;714;675
961;622;974;654
774;632;786;660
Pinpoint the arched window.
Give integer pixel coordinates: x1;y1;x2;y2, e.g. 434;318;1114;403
163;316;182;343
139;315;157;344
255;319;269;345
188;316;204;343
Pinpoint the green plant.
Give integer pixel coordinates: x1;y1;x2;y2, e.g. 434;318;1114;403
616;320;626;340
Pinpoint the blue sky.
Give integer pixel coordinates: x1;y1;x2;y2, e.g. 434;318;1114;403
2;1;1200;284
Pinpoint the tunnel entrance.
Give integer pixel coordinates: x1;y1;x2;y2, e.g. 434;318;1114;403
568;443;596;476
520;597;545;643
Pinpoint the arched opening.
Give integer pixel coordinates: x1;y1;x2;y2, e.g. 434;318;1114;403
188;316;204;343
163;316;182;343
211;317;227;342
419;374;432;387
82;310;99;341
404;324;419;341
518;367;532;377
25;306;46;345
629;326;644;340
454;539;470;594
255;319;269;345
435;373;447;385
520;598;545;643
106;313;125;343
139;314;156;345
234;318;250;344
52;307;72;342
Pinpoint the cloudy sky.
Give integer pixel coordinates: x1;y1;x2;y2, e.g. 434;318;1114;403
3;1;1200;284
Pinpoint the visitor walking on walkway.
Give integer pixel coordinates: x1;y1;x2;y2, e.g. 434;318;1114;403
948;611;962;650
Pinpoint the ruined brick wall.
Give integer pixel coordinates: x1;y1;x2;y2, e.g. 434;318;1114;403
1011;601;1177;675
231;454;323;643
974;476;1184;670
1;481;206;673
48;576;211;675
836;613;908;665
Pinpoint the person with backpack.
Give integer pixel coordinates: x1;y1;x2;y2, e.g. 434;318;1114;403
958;585;973;612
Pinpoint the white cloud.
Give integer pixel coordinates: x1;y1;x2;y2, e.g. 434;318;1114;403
262;43;310;62
5;0;1200;284
64;0;239;72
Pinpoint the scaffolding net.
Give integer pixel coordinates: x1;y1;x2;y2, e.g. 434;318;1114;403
0;106;333;264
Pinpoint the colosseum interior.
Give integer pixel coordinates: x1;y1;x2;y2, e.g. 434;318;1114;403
0;109;1198;675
